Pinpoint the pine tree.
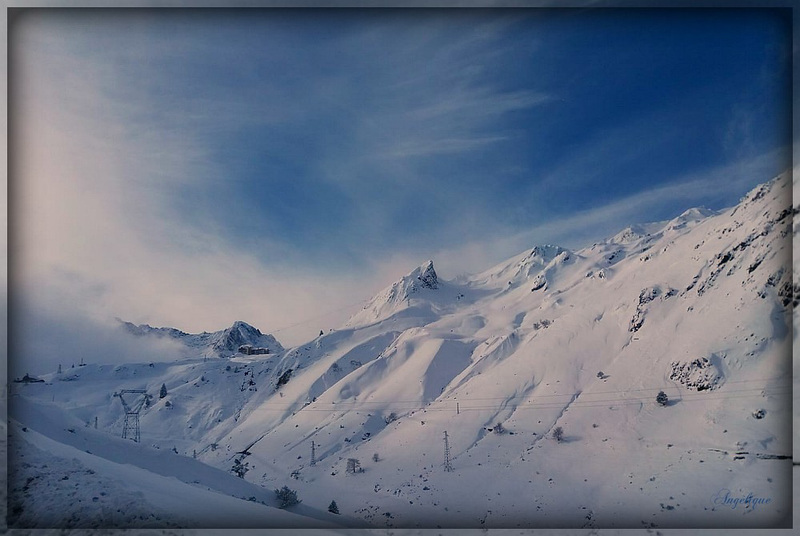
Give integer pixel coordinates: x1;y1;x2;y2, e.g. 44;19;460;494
276;369;293;388
232;458;249;478
328;500;340;514
274;486;300;508
346;458;362;474
552;426;564;442
656;391;669;406
160;383;167;399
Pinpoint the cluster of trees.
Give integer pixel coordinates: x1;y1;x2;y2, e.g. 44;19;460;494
346;458;363;474
231;458;249;478
273;486;341;514
274;486;300;508
276;369;293;389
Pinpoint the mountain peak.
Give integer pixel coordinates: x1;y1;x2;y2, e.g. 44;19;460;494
118;319;283;358
212;321;279;356
414;260;439;290
471;244;567;289
676;206;714;221
345;260;442;328
229;320;260;333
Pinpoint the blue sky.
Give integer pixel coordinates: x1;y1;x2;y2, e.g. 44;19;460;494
78;9;788;259
11;8;792;371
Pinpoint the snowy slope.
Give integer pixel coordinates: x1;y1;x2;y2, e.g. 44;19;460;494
211;172;791;528
8;395;356;529
10;172;793;529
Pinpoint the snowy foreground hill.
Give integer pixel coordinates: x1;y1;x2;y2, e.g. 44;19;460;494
8;173;794;529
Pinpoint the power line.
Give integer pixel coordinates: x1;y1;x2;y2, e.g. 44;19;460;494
247;384;792;410
374;379;789;404
268;298;372;334
232;383;791;413
251;376;791;409
447;376;792;402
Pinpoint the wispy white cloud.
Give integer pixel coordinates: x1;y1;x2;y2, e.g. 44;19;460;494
10;10;791;378
379;136;509;158
11;17;395;368
430;148;790;278
366;87;550;160
11;13;548;361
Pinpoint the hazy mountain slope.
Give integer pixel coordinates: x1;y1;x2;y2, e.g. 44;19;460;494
10;172;792;529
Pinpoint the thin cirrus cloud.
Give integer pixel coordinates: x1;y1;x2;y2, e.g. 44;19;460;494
10;10;792;376
12;13;548;372
427;147;790;280
513;150;789;249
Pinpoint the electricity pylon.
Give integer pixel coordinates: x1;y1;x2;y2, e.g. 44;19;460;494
443;430;453;472
113;389;150;442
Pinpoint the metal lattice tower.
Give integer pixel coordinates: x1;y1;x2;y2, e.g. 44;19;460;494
113;389;149;442
310;440;316;466
443;430;453;472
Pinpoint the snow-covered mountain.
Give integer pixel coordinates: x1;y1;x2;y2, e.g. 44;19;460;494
9;172;793;529
344;259;453;328
118;319;284;358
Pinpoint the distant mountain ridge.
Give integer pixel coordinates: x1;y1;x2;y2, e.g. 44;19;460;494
118;319;284;358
